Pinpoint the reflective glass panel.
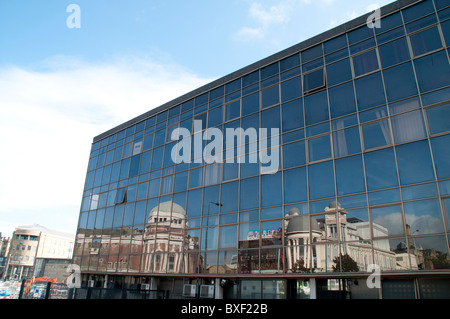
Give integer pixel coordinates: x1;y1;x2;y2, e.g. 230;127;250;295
308;161;335;200
414;51;450;93
426;103;450;135
352;49;379;77
362;119;392;150
284;167;308;204
396;140;435;185
332;126;361;158
391;110;426;144
371;205;403;237
404;199;445;235
354;72;386;110
383;62;418;102
304;90;329;126
335;155;366;196
303;68;325;92
326;58;352;86
282;98;304;132
328;81;357;118
430;135;450;179
308;134;331;162
410;26;442;57
364;148;399;191
240;177;260;210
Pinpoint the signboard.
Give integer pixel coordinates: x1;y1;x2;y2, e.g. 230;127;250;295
247;228;281;240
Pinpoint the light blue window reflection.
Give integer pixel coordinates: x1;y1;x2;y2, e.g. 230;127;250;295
220;225;237;248
284;167;307;204
240;177;260;210
283;140;306;169
113;205;124;227
148;178;160;198
410;26;442;57
203;185;220;215
174;170;188;192
352;49;379;77
383;62;418;102
129;154;141;177
404;199;445;235
239;222;259;243
326;58;352;86
223;161;239;181
308;161;335;200
332;126;361;158
426;103;450;135
160;175;173;195
329;81;357;118
414;51;450;93
261;172;282;207
151;147;164;171
308;134;331;162
137;182;148;200
378;37;410;68
208;106;223;128
304;90;329;126
364;148;399;191
201;226;218;250
282;99;304;132
391;110;426;144
368;188;401;206
371;205;404;237
122;203;135;227
187;188;202;218
354;72;386;110
335;155;366;196
362;119;392;150
396;140;435;185
221;181;238;213
431;135;450;179
189;167;203;188
225;100;240;121
119;158;131;180
402;182;438;201
242;92;259;116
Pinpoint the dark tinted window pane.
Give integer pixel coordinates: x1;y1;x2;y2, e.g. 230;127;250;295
302;44;323;63
283;140;306;169
281;76;302;102
242;92;259;116
261;105;280;129
208;105;223;127
280;54;300;72
441;20;450;46
282;98;304;132
335;155;366;195
379;37;410;68
364;148;399;191
329;81;357;118
348;25;373;45
243;71;259;87
405;13;437;34
375;12;403;34
354;72;386;110
402;0;434;23
221;181;238;213
383;62;418;102
261;62;279;80
129;154;141;177
324;34;347;54
303;68;325;92
326;58;352;86
261;85;280;108
352;49;379;77
410;27;443;56
332;126;361;157
414;51;450;93
284;167;307;204
304;90;329;126
225;100;240;121
396;140;435;185
308;161;335;200
430;134;450;179
426;103;450;135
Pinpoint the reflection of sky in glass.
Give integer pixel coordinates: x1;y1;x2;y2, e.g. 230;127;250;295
404;199;445;235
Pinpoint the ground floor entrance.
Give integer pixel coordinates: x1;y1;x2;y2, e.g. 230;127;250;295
76;273;450;299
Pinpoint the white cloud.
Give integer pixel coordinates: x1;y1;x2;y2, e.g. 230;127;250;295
0;55;212;237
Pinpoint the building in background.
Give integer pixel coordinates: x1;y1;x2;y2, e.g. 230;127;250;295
0;233;11;279
73;0;450;299
4;224;74;282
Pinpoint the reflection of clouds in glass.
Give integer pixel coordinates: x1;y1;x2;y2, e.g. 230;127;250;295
405;214;445;235
412;235;448;254
373;212;403;236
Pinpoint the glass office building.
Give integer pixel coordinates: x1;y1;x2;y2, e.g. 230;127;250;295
74;0;450;299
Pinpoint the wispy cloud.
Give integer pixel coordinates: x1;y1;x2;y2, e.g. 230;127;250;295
0;55;211;236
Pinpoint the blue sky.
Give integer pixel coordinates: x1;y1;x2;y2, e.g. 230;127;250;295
0;0;395;238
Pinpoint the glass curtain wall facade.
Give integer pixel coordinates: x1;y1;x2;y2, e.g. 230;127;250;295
74;0;450;298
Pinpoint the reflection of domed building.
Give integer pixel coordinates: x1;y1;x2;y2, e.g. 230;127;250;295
285;208;321;271
141;201;199;274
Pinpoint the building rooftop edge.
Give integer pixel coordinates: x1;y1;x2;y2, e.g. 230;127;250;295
92;0;419;144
